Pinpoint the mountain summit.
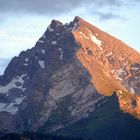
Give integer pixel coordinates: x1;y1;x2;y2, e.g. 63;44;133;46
0;16;140;133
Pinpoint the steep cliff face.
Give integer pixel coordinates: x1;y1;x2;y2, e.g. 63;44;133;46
0;17;105;132
0;16;139;133
72;17;140;118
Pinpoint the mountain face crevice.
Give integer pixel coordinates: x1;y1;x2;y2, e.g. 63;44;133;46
0;16;140;133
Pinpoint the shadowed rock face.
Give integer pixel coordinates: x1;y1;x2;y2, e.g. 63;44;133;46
0;16;140;133
0;17;105;133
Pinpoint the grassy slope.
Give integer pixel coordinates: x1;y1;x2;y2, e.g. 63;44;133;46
55;94;140;140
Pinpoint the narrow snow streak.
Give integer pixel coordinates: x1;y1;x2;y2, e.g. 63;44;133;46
38;60;45;69
72;23;78;32
51;41;57;45
0;96;26;115
25;58;29;62
59;48;63;61
48;26;54;32
38;40;44;43
0;74;27;94
41;50;45;54
24;63;28;66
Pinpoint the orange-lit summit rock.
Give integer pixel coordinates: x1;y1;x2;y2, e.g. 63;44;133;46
72;16;140;118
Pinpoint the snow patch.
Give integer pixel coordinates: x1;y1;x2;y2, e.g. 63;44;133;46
106;52;112;57
1;103;18;115
89;34;103;50
72;23;77;31
42;34;46;39
130;88;135;94
59;48;63;61
41;50;45;54
0;74;27;94
0;96;26;115
0;103;7;110
24;63;28;66
51;41;57;45
56;33;60;36
48;26;54;32
38;60;45;69
25;58;29;62
38;40;44;43
14;96;26;104
79;31;89;39
131;67;140;71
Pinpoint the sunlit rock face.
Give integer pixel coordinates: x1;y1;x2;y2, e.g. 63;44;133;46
0;16;140;133
72;16;140;118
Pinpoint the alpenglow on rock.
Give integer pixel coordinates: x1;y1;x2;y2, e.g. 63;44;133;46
0;16;140;133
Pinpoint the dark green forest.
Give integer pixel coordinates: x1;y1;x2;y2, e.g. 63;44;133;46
0;132;90;140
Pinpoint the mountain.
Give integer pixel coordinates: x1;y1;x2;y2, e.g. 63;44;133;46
0;16;140;139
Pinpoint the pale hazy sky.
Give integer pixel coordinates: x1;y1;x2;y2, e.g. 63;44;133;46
0;0;140;74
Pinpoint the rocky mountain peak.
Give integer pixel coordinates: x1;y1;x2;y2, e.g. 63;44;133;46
0;16;140;133
73;16;83;22
50;19;63;27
